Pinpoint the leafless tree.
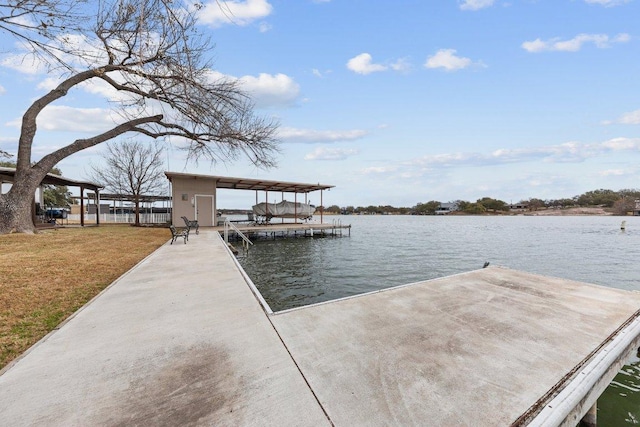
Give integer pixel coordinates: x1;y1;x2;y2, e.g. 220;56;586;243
90;141;166;226
0;0;279;234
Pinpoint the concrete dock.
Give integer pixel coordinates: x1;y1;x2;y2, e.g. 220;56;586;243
2;230;640;426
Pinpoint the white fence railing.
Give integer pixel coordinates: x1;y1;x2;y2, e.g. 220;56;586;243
66;213;171;224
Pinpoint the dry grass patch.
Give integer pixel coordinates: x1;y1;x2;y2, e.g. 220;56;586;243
0;225;170;369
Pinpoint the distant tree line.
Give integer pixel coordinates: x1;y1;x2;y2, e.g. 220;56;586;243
321;188;640;216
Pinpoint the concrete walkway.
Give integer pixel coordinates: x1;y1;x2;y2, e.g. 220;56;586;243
2;230;640;426
0;231;329;426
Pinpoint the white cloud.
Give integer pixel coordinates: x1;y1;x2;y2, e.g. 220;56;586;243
1;32;129;77
599;169;626;176
0;84;5;95
1;52;50;75
258;21;272;32
601;137;640;150
584;0;631;6
239;73;300;108
198;0;273;28
390;57;412;73
459;0;495;11
424;49;477;71
347;53;414;75
278;127;368;143
522;33;630;52
6;105;116;133
361;166;398;174
368;138;640;180
36;67;298;110
312;68;332;78
347;53;388;75
304;147;358;161
205;70;299;108
611;109;640;124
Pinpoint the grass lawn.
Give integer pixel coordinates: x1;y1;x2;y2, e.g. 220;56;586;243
0;225;170;370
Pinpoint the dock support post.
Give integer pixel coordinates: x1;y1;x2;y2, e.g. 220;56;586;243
579;401;597;427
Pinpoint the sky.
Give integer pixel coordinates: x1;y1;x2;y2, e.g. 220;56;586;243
1;0;640;209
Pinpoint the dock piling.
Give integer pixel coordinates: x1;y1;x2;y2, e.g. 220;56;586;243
579;401;597;427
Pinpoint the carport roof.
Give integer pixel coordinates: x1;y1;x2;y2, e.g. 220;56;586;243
164;171;334;193
0;167;102;191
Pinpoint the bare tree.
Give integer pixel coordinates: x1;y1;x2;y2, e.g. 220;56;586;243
0;0;279;234
0;0;87;70
90;141;166;226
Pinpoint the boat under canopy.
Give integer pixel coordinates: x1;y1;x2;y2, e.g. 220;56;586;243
252;200;315;219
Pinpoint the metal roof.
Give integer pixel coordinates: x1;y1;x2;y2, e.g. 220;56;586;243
164;171;334;193
0;167;102;191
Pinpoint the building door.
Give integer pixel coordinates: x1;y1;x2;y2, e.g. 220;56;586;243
195;195;214;226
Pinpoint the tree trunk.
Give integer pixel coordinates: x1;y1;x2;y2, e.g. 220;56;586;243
0;187;37;234
134;199;140;227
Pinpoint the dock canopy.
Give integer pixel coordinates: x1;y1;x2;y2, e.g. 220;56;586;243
164;172;334;193
164;172;335;227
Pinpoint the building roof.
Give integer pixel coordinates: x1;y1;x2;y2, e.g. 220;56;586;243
0;167;102;191
164;171;334;193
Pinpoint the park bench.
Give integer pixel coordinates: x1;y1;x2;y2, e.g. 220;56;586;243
181;216;199;234
169;225;188;244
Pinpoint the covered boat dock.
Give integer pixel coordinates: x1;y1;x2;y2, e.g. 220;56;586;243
164;172;341;228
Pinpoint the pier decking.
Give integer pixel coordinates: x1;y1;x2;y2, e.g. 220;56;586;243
1;230;639;426
216;220;351;240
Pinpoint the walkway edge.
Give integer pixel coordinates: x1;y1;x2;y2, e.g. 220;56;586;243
0;238;172;376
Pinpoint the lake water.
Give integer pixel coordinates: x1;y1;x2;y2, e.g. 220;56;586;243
237;215;640;424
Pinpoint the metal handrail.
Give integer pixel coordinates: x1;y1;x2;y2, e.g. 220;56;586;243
223;220;253;251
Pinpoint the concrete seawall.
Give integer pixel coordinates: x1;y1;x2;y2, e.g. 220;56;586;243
2;230;640;426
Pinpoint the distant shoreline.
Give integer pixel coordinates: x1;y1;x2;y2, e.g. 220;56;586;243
511;207;614;216
322;207;622;216
225;207;625;217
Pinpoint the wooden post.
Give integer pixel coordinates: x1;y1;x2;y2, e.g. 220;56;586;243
320;189;324;224
80;186;85;227
96;190;100;226
579;401;597;427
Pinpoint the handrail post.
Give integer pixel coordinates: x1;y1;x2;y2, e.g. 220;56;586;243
224;219;253;248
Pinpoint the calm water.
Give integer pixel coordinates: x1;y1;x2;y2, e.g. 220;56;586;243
238;215;640;424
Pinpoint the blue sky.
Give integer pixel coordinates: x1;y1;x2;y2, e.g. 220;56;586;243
1;0;640;209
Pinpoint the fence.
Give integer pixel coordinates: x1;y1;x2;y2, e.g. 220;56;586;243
66;213;171;224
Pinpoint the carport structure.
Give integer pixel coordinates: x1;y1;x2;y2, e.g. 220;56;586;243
164;172;335;227
0;166;103;227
